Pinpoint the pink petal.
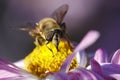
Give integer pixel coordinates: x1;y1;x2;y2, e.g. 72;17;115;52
94;48;108;64
111;49;120;64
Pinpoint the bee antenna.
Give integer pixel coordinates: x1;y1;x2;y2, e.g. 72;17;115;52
19;27;31;31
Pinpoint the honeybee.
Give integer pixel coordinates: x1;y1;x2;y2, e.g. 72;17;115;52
20;4;69;51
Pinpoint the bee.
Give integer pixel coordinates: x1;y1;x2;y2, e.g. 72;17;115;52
20;4;69;51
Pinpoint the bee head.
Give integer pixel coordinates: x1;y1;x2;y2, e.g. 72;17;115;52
37;18;62;40
45;29;63;41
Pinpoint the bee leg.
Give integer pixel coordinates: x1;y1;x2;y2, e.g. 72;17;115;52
46;41;54;57
34;37;40;46
34;36;43;46
56;40;59;52
52;33;60;52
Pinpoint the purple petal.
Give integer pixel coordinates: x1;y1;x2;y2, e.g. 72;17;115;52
0;57;38;80
68;69;84;80
94;48;108;63
69;68;104;80
46;72;69;80
0;60;21;74
89;71;105;80
68;71;82;80
0;68;38;80
74;30;100;52
90;59;115;80
60;30;100;72
101;63;120;80
75;69;98;80
0;64;20;75
0;57;23;72
111;49;120;64
0;76;38;80
0;57;19;68
0;57;28;74
0;76;28;80
90;59;103;75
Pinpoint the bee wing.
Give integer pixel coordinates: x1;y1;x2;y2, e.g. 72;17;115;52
50;4;69;25
51;4;71;42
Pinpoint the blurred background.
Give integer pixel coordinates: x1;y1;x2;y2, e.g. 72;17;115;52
0;0;120;62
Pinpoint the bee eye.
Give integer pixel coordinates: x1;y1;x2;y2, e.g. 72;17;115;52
45;31;55;41
54;29;63;37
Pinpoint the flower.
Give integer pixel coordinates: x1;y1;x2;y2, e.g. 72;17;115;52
24;30;100;78
0;30;100;80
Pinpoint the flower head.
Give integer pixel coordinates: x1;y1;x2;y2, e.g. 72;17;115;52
24;39;77;77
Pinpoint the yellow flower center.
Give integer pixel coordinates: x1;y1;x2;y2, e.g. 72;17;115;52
24;39;77;77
